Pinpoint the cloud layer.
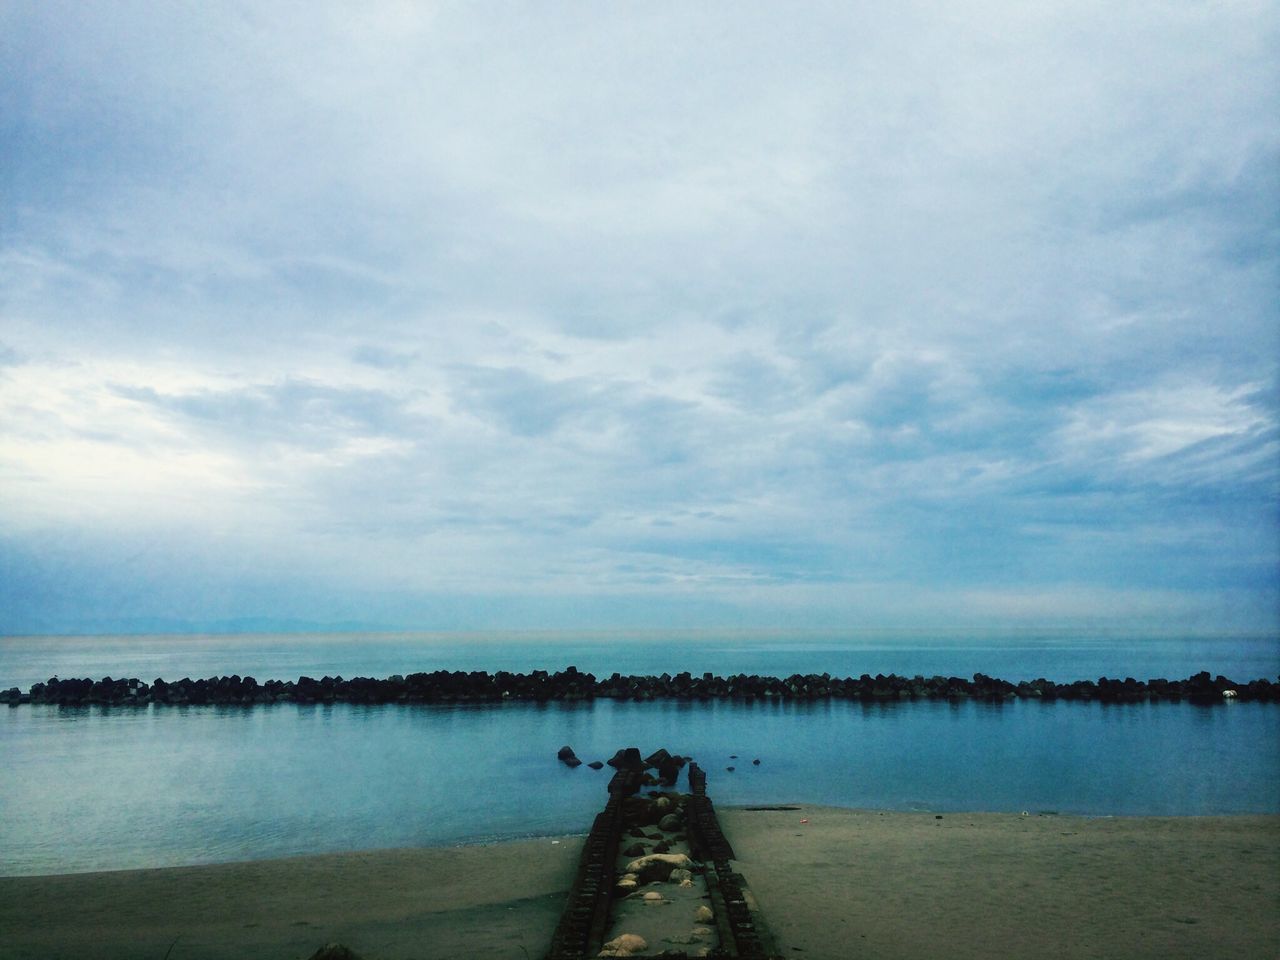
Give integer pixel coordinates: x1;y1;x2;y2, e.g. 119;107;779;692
2;1;1277;633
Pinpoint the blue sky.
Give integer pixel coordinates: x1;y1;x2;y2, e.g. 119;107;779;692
1;1;1277;635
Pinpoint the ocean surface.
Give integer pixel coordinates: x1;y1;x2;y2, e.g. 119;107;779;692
2;631;1277;877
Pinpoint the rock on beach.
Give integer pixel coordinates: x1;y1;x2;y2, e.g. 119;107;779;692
599;932;647;956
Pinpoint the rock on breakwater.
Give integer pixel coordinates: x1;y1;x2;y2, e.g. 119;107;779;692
1;668;1276;706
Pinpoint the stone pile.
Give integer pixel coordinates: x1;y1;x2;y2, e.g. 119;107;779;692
2;668;1275;707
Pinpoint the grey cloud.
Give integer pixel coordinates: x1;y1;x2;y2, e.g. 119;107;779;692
710;353;810;415
351;345;418;370
454;367;600;438
112;380;426;450
2;1;1277;631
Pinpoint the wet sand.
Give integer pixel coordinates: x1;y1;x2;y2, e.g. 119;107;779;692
0;839;583;960
1;809;1276;960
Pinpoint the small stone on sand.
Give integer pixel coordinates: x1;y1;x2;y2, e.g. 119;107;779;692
599;932;647;957
626;852;696;883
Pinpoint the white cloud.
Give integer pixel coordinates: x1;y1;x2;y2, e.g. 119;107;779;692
1055;381;1274;472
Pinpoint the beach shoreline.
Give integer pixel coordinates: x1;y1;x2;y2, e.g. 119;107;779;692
1;807;1276;959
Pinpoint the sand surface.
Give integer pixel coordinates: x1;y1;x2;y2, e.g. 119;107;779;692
1;809;1276;960
0;838;583;960
719;806;1280;960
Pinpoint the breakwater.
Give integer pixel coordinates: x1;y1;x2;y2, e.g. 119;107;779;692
3;667;1276;706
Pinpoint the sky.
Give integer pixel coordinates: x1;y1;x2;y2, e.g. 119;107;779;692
1;1;1277;636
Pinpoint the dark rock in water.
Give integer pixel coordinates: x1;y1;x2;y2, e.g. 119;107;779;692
726;766;735;772
12;668;1277;707
557;745;583;767
587;760;604;770
658;813;682;832
644;748;673;768
307;945;362;960
622;842;647;857
752;758;761;765
644;748;685;786
607;747;645;771
653;839;671;854
656;763;681;785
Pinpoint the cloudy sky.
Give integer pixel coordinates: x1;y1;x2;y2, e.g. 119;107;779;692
2;1;1277;635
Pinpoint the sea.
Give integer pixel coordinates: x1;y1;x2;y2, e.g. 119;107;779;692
1;630;1277;877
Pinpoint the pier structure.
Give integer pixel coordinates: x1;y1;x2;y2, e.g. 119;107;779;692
546;750;780;960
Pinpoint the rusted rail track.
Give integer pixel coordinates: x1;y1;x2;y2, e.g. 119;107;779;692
685;762;779;960
546;768;642;958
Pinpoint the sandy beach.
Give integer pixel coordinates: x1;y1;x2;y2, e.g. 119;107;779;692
1;808;1276;960
719;807;1280;960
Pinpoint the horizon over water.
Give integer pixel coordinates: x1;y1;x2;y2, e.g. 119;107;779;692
2;630;1277;877
2;628;1277;691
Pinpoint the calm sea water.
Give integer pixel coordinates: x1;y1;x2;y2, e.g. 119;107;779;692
1;631;1277;877
2;630;1277;691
